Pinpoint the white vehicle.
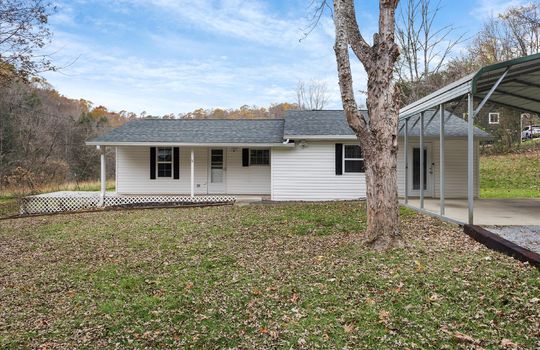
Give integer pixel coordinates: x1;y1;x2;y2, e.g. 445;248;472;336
522;125;540;140
532;125;540;138
522;126;532;140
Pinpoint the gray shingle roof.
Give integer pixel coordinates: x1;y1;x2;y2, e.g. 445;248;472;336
283;110;491;138
89;110;491;145
89;118;285;144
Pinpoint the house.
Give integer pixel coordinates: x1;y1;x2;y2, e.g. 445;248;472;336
86;110;490;201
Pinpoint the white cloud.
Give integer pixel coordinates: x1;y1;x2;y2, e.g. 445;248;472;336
43;0;371;114
470;0;530;20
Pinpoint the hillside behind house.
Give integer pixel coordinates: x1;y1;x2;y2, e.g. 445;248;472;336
480;140;540;198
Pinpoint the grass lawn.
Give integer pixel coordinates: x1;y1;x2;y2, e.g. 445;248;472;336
480;146;540;198
1;202;538;349
0;198;18;217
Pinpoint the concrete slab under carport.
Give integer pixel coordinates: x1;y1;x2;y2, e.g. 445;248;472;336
403;198;540;226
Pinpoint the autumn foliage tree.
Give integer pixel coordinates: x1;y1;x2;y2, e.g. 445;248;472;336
0;0;56;84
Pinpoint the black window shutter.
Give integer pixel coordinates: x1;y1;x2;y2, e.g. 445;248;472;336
242;148;250;167
173;147;180;179
335;143;343;175
150;147;156;179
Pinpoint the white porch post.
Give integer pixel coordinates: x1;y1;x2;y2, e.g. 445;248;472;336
467;94;474;224
98;145;106;206
439;104;445;215
404;118;409;204
190;148;195;197
420;111;425;209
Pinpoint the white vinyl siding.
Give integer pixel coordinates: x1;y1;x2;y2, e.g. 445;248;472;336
271;139;479;201
225;148;271;194
116;147;208;194
397;138;480;198
116;146;271;195
116;139;479;199
271;141;366;201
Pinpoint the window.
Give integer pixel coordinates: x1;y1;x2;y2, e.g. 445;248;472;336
211;149;224;183
343;145;364;173
249;149;270;165
157;147;172;177
489;112;500;124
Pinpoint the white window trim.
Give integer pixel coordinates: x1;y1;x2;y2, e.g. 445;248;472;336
249;149;270;166
342;144;365;174
488;112;500;124
157;147;173;178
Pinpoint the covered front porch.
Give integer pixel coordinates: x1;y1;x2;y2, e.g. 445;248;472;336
91;144;283;204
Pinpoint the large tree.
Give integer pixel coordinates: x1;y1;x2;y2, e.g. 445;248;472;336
0;0;55;84
470;3;540;66
333;0;402;250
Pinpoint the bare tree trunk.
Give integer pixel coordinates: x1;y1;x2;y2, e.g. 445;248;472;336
333;0;402;250
362;110;400;249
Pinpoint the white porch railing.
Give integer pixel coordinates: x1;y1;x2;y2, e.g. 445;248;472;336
20;191;236;215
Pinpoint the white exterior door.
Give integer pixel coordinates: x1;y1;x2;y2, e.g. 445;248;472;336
408;143;434;197
208;149;226;193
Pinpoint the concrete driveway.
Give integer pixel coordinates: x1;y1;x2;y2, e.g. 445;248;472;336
403;198;540;226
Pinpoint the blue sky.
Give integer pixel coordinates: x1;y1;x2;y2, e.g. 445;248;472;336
43;0;530;115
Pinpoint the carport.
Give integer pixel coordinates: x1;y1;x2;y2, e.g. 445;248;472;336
399;53;540;225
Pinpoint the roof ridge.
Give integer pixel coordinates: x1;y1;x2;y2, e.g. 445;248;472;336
130;118;285;121
285;109;368;112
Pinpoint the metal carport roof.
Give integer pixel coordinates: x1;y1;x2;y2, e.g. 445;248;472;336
400;53;540;119
398;53;540;225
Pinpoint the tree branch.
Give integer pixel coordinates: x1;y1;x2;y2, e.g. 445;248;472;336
333;0;369;137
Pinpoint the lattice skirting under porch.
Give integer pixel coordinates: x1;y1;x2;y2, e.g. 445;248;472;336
20;192;236;215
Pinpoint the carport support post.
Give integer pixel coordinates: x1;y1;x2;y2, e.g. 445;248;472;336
404;118;409;204
190;148;195;198
439;104;445;215
420;111;425;209
98;145;106;207
467;94;474;224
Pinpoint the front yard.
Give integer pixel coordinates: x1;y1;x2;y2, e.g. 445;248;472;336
1;202;539;349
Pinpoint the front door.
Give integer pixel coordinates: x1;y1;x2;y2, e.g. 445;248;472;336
208;149;226;194
408;144;434;197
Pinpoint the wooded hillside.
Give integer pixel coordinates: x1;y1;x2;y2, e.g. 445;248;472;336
0;80;131;193
0;79;298;194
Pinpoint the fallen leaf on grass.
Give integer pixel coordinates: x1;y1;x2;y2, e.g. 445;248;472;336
343;324;355;333
379;310;390;325
414;260;425;272
454;331;476;344
501;338;519;349
429;293;440;302
290;293;299;303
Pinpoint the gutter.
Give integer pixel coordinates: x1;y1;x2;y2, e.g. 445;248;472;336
85;141;296;148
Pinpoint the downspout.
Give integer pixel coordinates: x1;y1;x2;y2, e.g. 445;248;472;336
282;139;290;144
